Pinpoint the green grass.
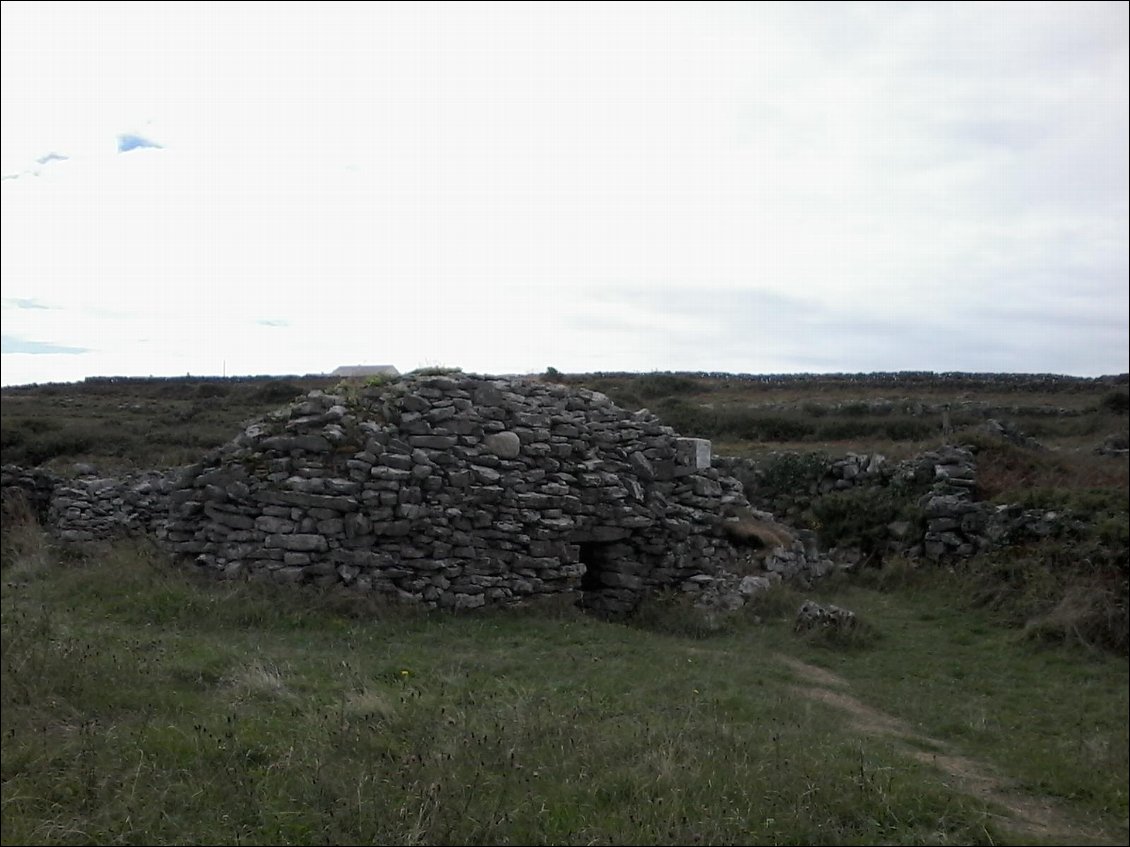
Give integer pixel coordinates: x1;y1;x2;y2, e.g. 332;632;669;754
563;372;1129;463
0;377;335;471
753;575;1129;824
3;529;1127;845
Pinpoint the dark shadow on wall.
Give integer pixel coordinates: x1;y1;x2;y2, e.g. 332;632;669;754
578;541;615;595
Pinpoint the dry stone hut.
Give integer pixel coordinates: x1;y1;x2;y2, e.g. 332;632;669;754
164;373;757;615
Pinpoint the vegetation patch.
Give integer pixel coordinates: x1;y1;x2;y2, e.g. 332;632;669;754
722;513;797;550
2;524;1125;845
811;487;924;566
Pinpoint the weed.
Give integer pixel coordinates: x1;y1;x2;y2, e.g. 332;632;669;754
410;365;463;377
795;614;882;651
757;451;831;498
255;379;305;403
627;589;733;638
1099;390;1129;415
634;372;703;398
811;487;923;565
0;495;53;581
852;556;925;593
745;579;807;621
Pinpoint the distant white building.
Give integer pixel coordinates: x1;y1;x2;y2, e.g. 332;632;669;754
331;364;399;378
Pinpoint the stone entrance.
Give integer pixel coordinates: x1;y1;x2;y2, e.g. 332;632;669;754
578;542;614;593
577;541;644;617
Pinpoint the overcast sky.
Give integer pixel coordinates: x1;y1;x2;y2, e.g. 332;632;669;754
2;1;1127;386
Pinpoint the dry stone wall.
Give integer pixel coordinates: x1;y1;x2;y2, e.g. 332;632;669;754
1;465;173;542
718;445;1081;562
163;374;758;615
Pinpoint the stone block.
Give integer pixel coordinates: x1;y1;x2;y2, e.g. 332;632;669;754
675;437;711;472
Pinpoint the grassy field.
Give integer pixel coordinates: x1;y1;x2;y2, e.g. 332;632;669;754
1;370;1128;845
2;524;1127;846
562;371;1129;461
0;376;337;472
1;370;1126;471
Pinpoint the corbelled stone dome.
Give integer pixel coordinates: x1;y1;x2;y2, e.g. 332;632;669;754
166;373;753;615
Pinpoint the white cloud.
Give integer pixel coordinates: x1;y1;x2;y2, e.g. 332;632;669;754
1;1;1126;385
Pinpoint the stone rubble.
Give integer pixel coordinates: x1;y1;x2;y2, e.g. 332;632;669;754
794;600;857;632
718;445;1081;563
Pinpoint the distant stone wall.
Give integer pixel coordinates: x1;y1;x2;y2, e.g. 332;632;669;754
580;370;1125;393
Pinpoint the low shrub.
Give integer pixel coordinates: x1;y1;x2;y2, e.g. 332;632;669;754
634;373;702;399
194;382;230;399
744;579;806;621
852;556;927;593
652;397;717;437
1099;390;1129;415
744;413;815;441
811;487;923;565
967;540;1128;653
3;430;97;466
815;417;934;441
801;401;829;418
756;451;830;499
1023;577;1129;651
627;589;733;638
793;603;882;650
410;365;463;377
255;380;303;403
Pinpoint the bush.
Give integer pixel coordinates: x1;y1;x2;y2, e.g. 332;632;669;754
0;421;27;453
746;413;815;441
811;487;922;564
882;418;935;441
796;615;881;650
364;373;396;389
627;589;733;638
757;452;830;500
635;373;702;399
256;380;302;403
3;430;97;466
744;580;806;621
800;402;828;418
1099;390;1130;415
0;495;53;582
970;437;1051;501
815;419;881;440
653;398;717;437
814;417;933;441
657;406;822;443
411;366;463;377
194;383;230;399
1023;578;1129;651
852;556;926;592
968;541;1128;653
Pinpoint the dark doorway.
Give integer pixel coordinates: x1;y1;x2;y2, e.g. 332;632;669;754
578;542;614;593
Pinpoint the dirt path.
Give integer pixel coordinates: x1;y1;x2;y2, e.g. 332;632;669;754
777;654;1119;845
